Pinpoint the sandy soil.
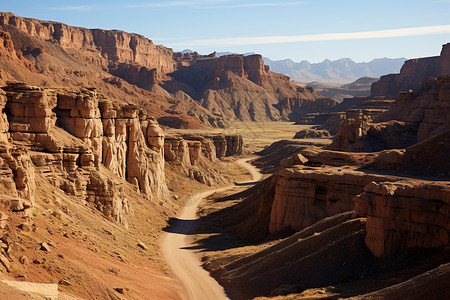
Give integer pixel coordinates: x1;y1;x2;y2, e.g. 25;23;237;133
161;158;261;300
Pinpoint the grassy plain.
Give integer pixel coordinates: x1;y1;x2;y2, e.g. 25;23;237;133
166;121;330;152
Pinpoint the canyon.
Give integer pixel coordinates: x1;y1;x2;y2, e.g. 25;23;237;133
0;12;336;128
0;11;448;300
190;43;450;299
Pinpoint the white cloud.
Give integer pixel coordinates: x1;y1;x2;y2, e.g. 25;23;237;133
203;2;305;8
168;25;450;47
124;1;224;8
51;1;305;10
50;5;100;11
50;1;229;10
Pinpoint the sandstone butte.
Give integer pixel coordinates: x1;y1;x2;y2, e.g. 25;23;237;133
0;10;449;300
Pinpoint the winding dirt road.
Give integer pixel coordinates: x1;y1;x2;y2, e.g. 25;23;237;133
161;158;261;300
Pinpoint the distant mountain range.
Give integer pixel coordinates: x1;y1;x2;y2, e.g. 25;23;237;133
180;49;406;84
263;57;407;84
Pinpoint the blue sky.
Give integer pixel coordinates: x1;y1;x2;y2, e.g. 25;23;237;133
2;0;450;62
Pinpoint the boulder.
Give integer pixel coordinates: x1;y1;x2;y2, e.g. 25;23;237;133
293;129;330;139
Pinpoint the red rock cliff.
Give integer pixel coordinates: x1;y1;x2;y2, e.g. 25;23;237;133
0;12;175;81
354;180;450;257
371;43;450;96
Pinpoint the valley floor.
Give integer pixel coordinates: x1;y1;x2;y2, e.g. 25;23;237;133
161;158;261;300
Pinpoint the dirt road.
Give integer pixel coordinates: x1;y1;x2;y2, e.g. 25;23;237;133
161;158;261;300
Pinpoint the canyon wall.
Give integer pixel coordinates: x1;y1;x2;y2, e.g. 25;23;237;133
371;43;450;97
269;166;395;233
170;53;337;122
330;75;450;152
0;12;175;82
260;138;450;258
164;133;242;185
354;180;450;257
0;12;338;126
0;82;169;226
0;82;245;226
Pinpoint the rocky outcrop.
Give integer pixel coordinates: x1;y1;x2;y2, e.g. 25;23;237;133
371;43;450;97
164;133;242;164
293;129;330;139
294;97;392;137
0;82;169;225
0;148;36;204
269;165;396;233
109;63;157;90
164;134;191;165
0;89;8;143
243;54;267;86
170;53;337;122
186;140;202;165
327;113;372;151
267;153;450;258
440;42;450;74
162;133;242;186
330;75;450;152
371;57;440;97
225;135;243;156
0;30;35;74
250;129;450;257
354;180;450;257
377;76;450;142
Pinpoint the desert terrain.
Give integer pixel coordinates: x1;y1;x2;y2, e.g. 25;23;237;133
0;11;448;300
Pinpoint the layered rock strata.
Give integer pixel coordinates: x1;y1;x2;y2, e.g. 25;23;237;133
269;165;397;233
0;82;169;225
0;12;175;82
170;53;337;122
295;97;393;137
164;134;242;164
330;75;450;151
0;12;339;126
354;180;450;257
262;138;450;258
371;43;450;97
163;133;242;186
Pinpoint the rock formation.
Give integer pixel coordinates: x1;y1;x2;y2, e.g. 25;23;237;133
354;180;450;257
169;53;337;122
0;12;175;82
163;133;242;185
269;166;395;233
371;43;450;97
235;130;450;258
329;75;450;152
295;96;394;137
0;30;35;74
0;81;244;231
293;129;330;139
164;134;191;165
0;82;169;226
0;12;337;127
